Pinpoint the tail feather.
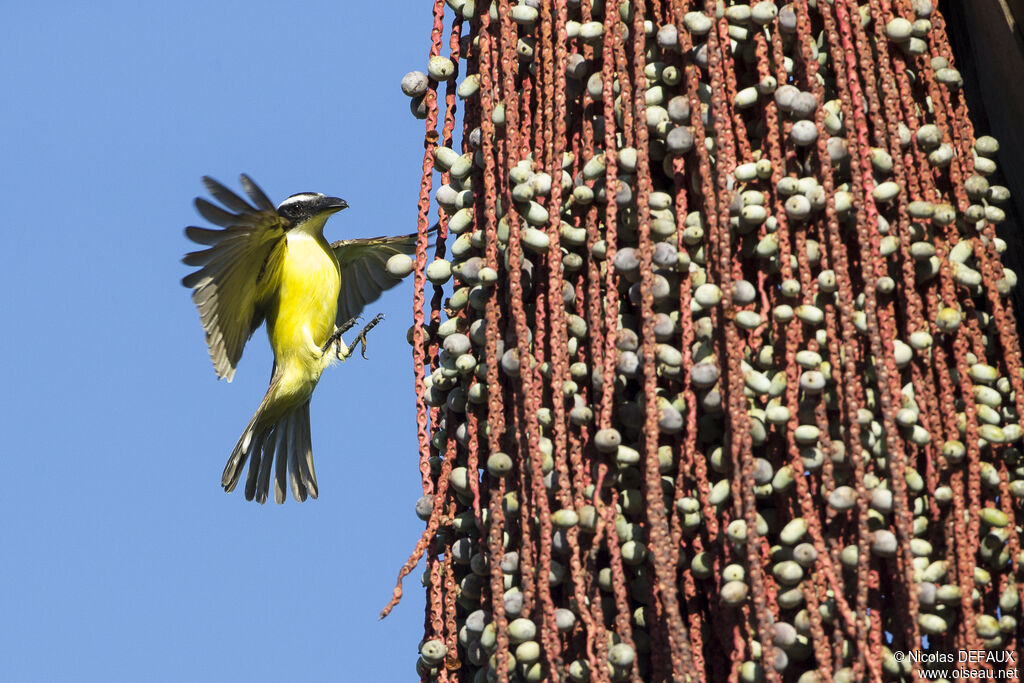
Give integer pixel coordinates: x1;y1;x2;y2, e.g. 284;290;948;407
295;402;318;499
221;385;319;503
255;424;281;504
273;415;291;504
243;434;263;501
286;411;308;502
222;412;261;493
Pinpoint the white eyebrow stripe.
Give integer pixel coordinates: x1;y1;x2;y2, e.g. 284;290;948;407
277;193;323;210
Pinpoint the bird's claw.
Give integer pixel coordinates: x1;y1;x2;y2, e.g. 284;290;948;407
322;315;366;353
336;313;385;361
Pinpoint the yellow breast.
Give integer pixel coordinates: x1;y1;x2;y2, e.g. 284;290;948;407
266;232;340;384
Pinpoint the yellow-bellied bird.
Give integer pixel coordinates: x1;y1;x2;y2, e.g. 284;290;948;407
183;175;417;504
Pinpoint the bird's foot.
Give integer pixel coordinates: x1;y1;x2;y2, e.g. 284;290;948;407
321;315;363;353
337;313;385;361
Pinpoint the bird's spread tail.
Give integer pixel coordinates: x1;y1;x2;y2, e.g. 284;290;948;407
221;391;318;504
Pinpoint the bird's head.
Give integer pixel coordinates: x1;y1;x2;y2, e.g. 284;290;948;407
277;192;348;234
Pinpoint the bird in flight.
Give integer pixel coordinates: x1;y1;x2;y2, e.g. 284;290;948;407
182;175;418;504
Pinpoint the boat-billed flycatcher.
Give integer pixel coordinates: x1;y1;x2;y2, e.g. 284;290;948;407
182;175;416;504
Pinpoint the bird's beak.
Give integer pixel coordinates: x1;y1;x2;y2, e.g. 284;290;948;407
324;197;348;213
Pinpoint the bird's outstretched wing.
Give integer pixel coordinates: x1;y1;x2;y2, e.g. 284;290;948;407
330;233;419;325
182;175;288;381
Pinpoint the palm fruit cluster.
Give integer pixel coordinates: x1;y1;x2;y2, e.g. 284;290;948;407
383;0;1024;681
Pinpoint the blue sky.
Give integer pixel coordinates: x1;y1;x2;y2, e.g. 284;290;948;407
2;3;439;680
